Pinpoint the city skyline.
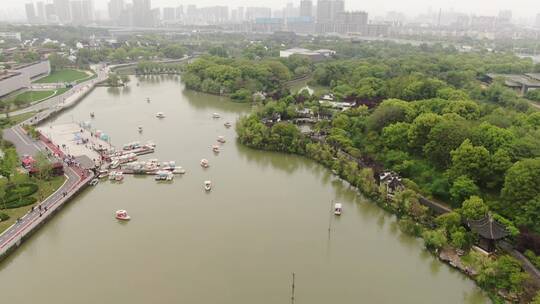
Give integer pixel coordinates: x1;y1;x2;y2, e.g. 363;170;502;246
5;0;540;22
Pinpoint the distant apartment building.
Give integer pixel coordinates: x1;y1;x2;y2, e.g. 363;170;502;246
299;0;313;18
536;13;540;28
0;61;51;98
133;0;153;27
70;0;94;25
53;0;71;23
316;0;345;33
246;7;272;21
335;11;368;33
163;7;175;21
25;3;37;23
108;0;124;21
36;1;46;23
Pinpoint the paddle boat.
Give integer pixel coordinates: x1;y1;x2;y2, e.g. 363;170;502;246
156;112;165;118
90;179;99;186
200;159;209;168
138;126;143;133
217;136;226;143
334;203;343;216
115;210;131;221
224;122;232;128
212;145;220;153
204;180;212;191
212;113;220;118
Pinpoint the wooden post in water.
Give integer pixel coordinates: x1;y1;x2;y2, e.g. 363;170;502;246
291;272;296;304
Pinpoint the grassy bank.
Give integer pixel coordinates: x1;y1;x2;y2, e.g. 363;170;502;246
33;69;91;83
0;175;66;234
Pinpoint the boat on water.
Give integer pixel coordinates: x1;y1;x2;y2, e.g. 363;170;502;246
204;180;212;191
155;170;174;181
115;210;131;221
200;159;209;168
115;172;124;181
90;112;95;118
90;179;99;186
156;112;165;118
173;167;186;174
123;141;141;151
110;160;120;169
212;145;220;153
224;122;232;128
146;97;150;102
217;136;226;143
138;126;143;133
98;169;109;178
334;203;343;216
108;171;117;180
212;113;220;118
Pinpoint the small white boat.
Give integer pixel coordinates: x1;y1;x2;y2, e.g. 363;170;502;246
212;113;220;118
98;169;109;179
138;126;143;133
90;178;99;186
204;180;212;191
115;172;124;181
155;170;174;181
224;122;232;128
200;159;209;168
156;112;165;118
334;203;342;216
110;160;120;169
217;136;226;143
212;145;220;153
108;171;117;180
115;210;131;221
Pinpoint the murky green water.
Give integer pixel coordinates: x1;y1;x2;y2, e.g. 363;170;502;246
0;75;488;304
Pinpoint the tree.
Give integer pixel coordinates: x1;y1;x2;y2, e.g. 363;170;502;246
460;196;488;220
34;152;52;180
471;122;514;153
382;122;411;151
48;53;71;72
422;229;447;251
502;158;540;207
407;113;443;151
450;176;479;206
162;45;186;59
366;99;414;131
435;211;462;232
515;196;540;233
424;119;470;168
448;139;490;184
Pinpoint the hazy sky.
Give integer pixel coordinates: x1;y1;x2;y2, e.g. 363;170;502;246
2;0;540;20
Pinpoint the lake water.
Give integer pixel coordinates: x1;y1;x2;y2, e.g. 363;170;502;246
0;75;488;304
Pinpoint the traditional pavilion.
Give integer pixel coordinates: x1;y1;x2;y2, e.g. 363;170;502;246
467;214;509;253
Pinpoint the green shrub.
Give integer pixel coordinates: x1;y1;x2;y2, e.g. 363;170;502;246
4;196;37;209
0;212;9;221
4;183;38;203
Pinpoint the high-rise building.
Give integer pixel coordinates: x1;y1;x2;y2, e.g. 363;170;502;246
300;0;313;18
175;5;183;20
45;3;57;22
53;0;71;23
536;13;540;28
70;0;94;25
163;7;175;21
108;0;124;21
36;1;46;22
245;7;272;20
335;11;367;33
316;0;332;22
133;0;153;27
25;3;37;23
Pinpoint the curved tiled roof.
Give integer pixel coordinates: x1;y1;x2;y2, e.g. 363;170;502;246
467;215;509;240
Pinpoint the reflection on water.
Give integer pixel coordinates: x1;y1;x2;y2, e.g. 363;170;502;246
0;75;489;304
